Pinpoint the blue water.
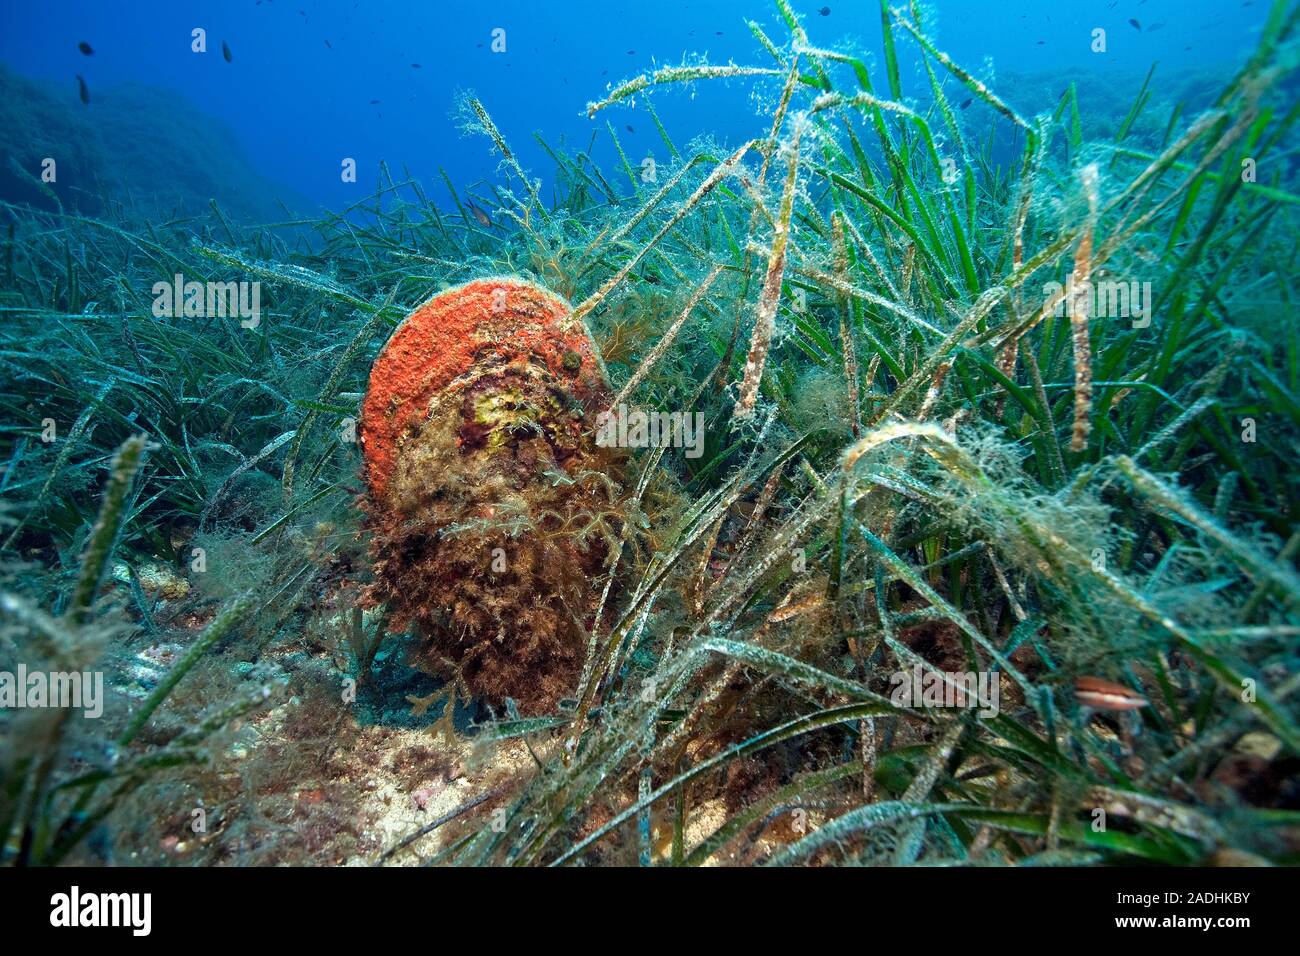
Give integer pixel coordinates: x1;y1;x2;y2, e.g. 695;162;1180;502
0;0;1271;215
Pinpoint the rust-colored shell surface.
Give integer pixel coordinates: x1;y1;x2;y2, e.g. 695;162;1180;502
361;278;608;500
360;278;620;712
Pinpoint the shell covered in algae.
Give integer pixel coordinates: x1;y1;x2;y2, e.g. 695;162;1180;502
360;278;622;712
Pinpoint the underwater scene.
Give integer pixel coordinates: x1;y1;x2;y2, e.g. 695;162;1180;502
0;0;1298;884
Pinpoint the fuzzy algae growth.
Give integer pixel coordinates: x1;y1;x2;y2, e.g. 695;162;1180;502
360;278;623;712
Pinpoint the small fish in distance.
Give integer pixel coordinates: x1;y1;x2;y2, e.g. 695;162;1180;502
75;74;89;103
222;40;232;62
466;201;492;229
78;41;94;55
1129;18;1141;30
818;5;831;14
1075;677;1148;711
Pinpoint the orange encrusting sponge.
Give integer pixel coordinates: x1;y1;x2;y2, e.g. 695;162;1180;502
360;277;607;501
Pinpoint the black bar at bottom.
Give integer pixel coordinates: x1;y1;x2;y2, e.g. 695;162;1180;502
0;865;1282;942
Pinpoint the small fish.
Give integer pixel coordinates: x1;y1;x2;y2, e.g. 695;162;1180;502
324;39;332;49
1129;18;1141;30
466;201;492;229
818;5;831;14
75;74;89;104
369;99;380;104
626;49;635;55
411;62;421;68
222;40;232;62
1147;21;1164;32
1075;677;1148;711
768;592;826;624
1036;39;1045;45
959;97;972;109
626;124;634;133
77;41;94;56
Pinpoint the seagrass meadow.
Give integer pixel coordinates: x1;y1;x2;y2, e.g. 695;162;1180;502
1;0;1299;868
